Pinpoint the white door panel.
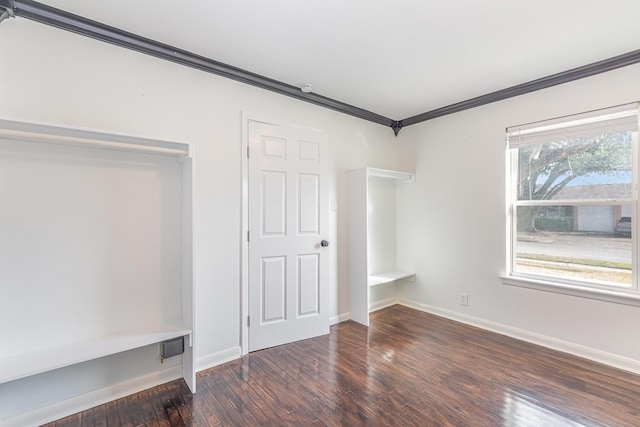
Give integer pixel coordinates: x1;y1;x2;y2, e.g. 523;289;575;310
261;256;286;323
298;253;320;315
298;174;319;234
248;121;329;351
261;171;286;235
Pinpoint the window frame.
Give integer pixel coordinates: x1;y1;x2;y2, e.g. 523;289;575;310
502;104;640;306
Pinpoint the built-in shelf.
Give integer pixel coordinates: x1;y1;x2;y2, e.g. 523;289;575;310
367;168;414;183
0;325;192;385
0;116;196;421
368;270;416;287
349;167;415;326
0;119;191;158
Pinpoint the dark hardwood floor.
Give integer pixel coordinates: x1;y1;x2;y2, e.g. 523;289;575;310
45;305;640;426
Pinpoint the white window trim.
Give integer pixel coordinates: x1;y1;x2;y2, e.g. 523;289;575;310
500;274;640;307
502;103;640;304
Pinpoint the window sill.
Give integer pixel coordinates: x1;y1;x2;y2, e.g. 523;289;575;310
500;275;640;307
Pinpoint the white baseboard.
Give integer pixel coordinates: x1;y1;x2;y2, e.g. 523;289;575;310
330;312;350;325
1;366;182;427
397;298;640;376
12;303;634;427
370;297;400;313
196;346;242;372
327;298;402;326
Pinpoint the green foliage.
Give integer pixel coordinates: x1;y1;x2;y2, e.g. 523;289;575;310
518;252;632;271
518;131;632;202
516;131;632;231
534;217;573;231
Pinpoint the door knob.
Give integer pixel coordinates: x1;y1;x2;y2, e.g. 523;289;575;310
320;240;330;247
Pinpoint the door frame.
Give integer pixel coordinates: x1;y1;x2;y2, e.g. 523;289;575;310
240;113;328;355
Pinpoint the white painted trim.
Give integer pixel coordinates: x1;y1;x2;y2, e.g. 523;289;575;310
240;112;250;355
369;297;400;313
330;312;350;325
397;298;640;376
195;346;242;372
0;366;182;427
501;275;640;307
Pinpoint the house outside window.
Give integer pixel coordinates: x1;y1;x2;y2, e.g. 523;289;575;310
504;103;640;301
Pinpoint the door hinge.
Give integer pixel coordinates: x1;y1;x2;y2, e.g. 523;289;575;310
247;316;251;327
247;230;250;242
247;146;250;158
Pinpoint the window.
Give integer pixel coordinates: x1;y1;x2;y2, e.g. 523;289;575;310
504;103;640;301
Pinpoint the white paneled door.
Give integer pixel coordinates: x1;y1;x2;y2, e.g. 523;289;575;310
248;121;329;351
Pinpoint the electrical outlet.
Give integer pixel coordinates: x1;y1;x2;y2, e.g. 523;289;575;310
460;293;469;306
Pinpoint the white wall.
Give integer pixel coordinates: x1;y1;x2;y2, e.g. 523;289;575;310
396;63;640;362
4;11;640;423
0;18;397;421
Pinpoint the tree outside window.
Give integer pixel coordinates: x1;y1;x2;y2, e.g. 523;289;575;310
507;104;638;292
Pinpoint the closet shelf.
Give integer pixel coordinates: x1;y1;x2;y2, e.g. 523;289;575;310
0;119;191;158
367;168;414;182
0;324;191;385
368;270;416;287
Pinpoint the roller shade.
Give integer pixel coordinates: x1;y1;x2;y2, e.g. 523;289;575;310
507;103;638;149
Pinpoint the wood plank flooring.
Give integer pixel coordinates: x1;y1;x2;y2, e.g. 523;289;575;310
45;305;640;426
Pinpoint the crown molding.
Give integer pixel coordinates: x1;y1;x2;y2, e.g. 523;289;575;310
399;49;640;128
0;0;394;128
2;0;640;136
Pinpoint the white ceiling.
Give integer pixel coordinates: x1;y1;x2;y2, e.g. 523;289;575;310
39;0;640;120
